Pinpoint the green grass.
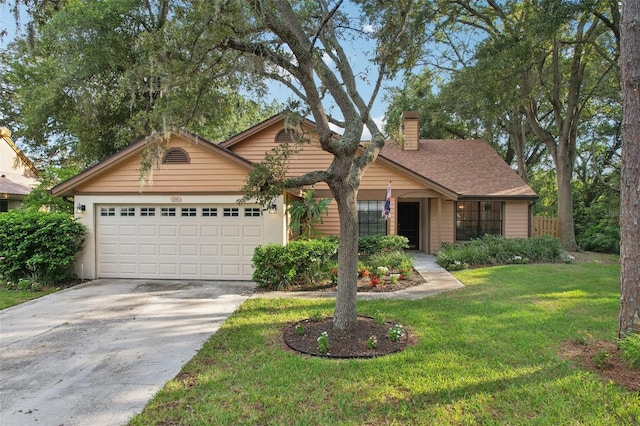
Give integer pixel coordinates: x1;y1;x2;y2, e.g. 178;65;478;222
0;287;60;310
130;261;639;425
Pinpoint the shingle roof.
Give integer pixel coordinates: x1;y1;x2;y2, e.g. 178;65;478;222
0;176;32;196
380;139;537;199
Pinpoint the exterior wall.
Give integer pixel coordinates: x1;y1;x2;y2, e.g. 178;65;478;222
72;194;286;280
429;199;455;253
76;136;250;194
504;200;531;238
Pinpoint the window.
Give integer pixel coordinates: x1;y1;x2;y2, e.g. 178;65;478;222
202;207;218;217
0;199;7;213
163;148;190;164
181;207;197;217
357;201;387;236
100;207;116;216
456;201;503;241
161;207;176;217
244;207;262;217
223;207;239;217
120;207;135;216
140;207;156;217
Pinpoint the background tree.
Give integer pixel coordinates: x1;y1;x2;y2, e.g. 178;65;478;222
388;0;620;251
618;0;640;337
0;0;277;168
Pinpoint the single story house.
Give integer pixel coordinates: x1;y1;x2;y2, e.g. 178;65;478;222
52;112;537;281
0;127;39;212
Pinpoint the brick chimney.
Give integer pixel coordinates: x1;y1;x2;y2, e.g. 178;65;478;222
401;111;419;151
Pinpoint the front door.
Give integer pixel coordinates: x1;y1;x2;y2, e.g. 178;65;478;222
397;202;419;249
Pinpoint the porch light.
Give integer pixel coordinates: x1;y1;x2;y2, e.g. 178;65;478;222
268;203;277;214
76;204;86;213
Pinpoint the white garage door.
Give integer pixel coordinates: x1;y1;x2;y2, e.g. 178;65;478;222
96;204;265;280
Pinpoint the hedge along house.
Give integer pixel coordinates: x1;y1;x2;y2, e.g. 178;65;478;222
52;112;537;281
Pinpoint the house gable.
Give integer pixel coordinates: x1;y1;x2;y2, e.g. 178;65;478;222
52;131;254;196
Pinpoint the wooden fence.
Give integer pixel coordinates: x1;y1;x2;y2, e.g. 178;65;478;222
532;216;558;238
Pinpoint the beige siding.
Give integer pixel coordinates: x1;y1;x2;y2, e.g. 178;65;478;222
430;199;455;253
76;137;250;194
504;200;530;238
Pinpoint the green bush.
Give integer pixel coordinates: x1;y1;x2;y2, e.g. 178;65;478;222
619;333;640;370
365;251;413;271
358;235;409;256
0;210;87;284
252;238;338;290
578;224;620;254
435;235;564;271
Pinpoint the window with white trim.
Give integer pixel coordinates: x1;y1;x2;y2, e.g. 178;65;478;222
244;207;262;217
100;207;116;216
202;207;218;217
161;207;176;217
181;207;197;217
120;207;135;216
223;207;239;217
140;207;156;217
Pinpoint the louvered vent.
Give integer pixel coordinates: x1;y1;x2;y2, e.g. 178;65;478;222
163;148;190;164
275;129;294;143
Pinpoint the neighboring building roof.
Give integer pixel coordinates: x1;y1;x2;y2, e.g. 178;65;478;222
380;139;537;199
0;176;32;197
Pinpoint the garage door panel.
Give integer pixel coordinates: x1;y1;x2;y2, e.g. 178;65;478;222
222;225;241;237
180;225;198;237
201;226;219;237
139;226;158;237
180;245;198;256
120;244;137;255
139;263;158;275
243;226;262;238
118;225;137;236
159;245;177;256
97;204;267;280
201;245;219;256
139;244;157;255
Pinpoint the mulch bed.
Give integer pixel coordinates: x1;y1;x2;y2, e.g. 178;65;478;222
283;316;416;358
558;340;640;392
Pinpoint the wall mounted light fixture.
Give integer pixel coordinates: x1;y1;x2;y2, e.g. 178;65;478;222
76;204;86;213
268;203;277;214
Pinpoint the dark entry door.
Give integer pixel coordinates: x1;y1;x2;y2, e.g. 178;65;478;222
397;202;419;249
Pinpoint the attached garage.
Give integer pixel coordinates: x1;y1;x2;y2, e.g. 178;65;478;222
96;204;266;279
51;130;286;281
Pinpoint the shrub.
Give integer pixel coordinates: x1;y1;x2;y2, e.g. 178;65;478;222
358;235;409;256
619;334;640;370
0;210;87;284
252;237;338;290
435;235;564;270
365;251;412;271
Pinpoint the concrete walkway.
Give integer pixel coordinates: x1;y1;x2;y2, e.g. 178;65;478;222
251;252;464;300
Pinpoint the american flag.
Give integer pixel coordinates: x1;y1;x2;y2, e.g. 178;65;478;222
382;182;391;220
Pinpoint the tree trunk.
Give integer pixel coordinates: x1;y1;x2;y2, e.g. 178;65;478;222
618;0;640;338
330;179;360;330
555;146;579;251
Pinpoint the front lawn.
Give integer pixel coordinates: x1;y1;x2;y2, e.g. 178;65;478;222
130;258;639;425
0;287;60;310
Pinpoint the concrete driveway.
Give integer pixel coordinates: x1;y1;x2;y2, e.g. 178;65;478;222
0;279;255;426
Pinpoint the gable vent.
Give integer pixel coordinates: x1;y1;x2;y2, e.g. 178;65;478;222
163;148;190;164
275;129;294;143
